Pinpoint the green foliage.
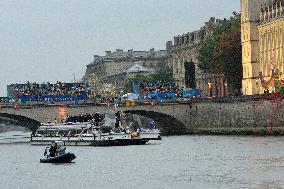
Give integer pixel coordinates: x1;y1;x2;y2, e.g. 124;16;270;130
197;12;242;94
274;80;284;93
150;66;173;82
124;66;173;93
124;74;151;93
198;37;217;73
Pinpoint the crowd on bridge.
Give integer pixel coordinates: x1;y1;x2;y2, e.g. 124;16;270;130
6;80;202;105
8;81;90;102
133;81;184;99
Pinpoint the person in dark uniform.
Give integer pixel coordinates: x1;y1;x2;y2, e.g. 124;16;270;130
94;113;100;126
115;111;120;128
44;147;48;156
49;142;57;157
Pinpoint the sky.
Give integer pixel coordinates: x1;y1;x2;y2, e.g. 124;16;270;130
0;0;240;96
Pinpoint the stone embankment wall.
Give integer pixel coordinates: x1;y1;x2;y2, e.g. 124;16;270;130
178;100;283;135
126;99;284;135
0;97;283;135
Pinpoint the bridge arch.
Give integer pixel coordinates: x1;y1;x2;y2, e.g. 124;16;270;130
0;113;41;132
123;110;186;135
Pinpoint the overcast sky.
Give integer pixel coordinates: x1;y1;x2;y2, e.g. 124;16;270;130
0;0;240;96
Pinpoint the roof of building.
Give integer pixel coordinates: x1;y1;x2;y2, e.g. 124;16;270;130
106;50;167;59
88;49;167;66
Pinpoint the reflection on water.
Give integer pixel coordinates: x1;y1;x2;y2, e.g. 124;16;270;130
0;131;31;144
1;135;284;189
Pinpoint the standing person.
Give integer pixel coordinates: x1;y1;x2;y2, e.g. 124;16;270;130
49;143;56;157
115;111;120;128
54;143;58;156
94;112;100;126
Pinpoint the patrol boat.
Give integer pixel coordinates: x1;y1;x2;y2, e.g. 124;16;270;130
40;141;76;163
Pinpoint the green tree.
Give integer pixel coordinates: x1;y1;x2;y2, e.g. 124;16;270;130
124;74;151;93
150;66;173;82
123;65;173;93
198;12;242;95
274;79;284;93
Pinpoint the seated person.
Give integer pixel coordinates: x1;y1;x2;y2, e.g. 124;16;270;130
49;142;57;157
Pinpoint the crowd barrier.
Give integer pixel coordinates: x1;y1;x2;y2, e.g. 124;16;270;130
147;92;176;99
19;94;89;103
183;89;202;98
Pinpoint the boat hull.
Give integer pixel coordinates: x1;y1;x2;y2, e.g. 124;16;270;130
31;133;161;146
40;152;76;163
90;139;149;146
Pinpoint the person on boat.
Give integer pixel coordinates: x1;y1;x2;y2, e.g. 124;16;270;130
49;142;57;157
54;142;58;156
94;112;101;126
44;147;48;156
115;111;120;128
125;126;130;134
67;130;72;137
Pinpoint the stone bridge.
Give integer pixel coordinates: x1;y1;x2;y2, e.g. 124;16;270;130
1;97;284;134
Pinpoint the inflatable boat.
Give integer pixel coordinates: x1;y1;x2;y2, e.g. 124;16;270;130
40;152;76;163
40;141;76;163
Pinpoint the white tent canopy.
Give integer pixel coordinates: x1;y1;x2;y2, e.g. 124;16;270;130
126;64;150;73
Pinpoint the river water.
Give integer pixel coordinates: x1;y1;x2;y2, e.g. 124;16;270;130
1;132;284;189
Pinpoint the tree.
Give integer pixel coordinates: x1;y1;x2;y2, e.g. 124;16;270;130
123;65;173;93
197;12;242;95
86;73;104;97
87;73;117;98
274;79;284;93
150;66;173;82
124;74;151;93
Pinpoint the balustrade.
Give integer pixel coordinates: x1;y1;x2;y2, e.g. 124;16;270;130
260;0;284;23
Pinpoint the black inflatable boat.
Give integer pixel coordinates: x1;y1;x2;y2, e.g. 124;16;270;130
40;141;76;163
40;152;76;163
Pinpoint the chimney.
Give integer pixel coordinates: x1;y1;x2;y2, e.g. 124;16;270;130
166;41;172;53
105;51;111;56
128;49;133;57
93;55;100;60
116;49;123;56
209;17;216;23
150;48;155;57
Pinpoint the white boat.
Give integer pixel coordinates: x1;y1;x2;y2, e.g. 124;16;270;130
138;129;162;140
31;113;162;146
31;123;95;145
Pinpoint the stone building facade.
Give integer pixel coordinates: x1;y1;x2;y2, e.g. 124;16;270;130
83;49;168;92
168;17;226;97
241;0;284;95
